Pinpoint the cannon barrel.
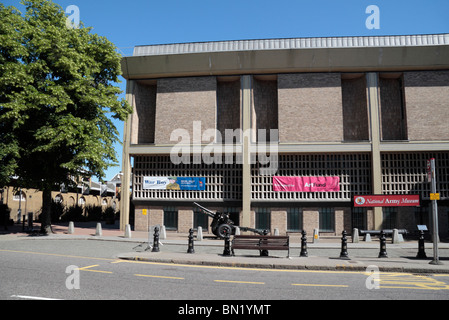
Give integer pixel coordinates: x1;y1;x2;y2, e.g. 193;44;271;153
193;202;217;218
359;229;408;235
193;202;265;238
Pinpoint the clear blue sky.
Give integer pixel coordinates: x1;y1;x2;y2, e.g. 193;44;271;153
4;0;449;181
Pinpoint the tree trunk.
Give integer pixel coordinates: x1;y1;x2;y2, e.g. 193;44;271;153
40;187;53;234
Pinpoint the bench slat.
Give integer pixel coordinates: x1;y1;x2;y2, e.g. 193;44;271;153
231;235;290;255
234;235;288;240
259;246;288;250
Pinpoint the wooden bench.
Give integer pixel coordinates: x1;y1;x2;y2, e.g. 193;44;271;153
231;235;290;257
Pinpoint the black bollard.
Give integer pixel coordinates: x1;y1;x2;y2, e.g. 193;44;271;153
152;226;160;252
300;230;308;257
187;228;195;254
416;230;427;259
378;230;388;258
339;230;349;259
223;232;231;256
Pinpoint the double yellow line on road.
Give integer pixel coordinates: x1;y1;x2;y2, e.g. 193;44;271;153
2;248;449;291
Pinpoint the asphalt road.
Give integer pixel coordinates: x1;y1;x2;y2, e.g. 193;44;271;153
1;238;449;304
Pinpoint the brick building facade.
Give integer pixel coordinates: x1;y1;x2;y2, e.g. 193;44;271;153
120;34;449;238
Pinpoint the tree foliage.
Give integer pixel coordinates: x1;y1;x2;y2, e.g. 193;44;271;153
0;0;131;232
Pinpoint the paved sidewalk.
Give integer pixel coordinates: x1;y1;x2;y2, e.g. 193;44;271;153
1;221;449;274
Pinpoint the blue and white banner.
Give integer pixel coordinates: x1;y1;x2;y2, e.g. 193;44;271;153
143;177;206;191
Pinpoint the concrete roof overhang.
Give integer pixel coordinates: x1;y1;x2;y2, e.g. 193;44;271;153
121;35;449;80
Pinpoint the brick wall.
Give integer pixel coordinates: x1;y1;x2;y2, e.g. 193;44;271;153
131;82;157;144
253;77;279;142
155;77;217;144
278;73;343;142
404;71;449;141
134;206;163;231
271;209;287;234
131;71;449;145
178;208;193;233
302;209;319;237
134;207;147;231
217;78;241;142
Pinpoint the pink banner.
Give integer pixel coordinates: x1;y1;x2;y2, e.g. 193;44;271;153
273;176;340;192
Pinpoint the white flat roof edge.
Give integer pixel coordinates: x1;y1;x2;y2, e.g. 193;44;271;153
133;34;449;57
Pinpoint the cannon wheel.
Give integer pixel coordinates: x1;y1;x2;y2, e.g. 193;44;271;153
217;224;232;238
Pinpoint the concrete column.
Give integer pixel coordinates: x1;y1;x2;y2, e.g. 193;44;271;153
241;75;252;229
366;73;383;230
119;80;135;232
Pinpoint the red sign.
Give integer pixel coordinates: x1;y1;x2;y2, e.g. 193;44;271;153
354;195;420;207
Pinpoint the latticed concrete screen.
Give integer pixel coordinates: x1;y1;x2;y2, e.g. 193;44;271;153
381;152;449;200
133;153;374;202
252;153;372;201
133;155;243;201
133;152;449;202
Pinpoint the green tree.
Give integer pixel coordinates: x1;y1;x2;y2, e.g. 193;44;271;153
0;0;131;234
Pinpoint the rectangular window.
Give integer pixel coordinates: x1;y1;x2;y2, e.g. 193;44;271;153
352;207;367;230
319;208;335;232
414;205;430;228
287;208;303;232
255;207;271;231
382;207;397;230
223;207;240;226
163;206;178;231
193;207;208;230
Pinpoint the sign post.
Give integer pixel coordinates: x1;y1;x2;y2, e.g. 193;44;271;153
429;158;442;265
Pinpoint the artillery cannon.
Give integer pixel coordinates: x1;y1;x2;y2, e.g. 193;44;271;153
193;202;265;238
